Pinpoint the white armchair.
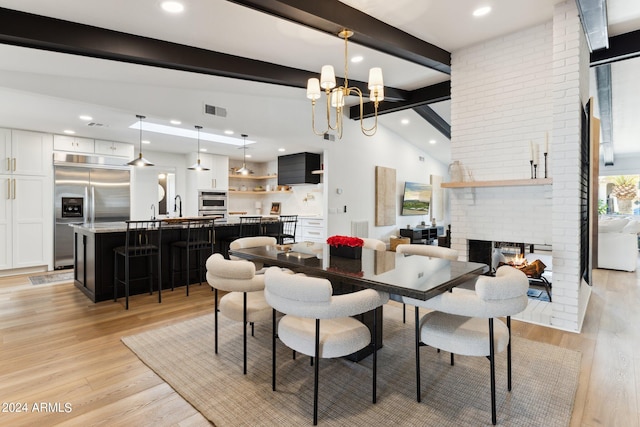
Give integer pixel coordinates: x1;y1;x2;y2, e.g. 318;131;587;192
264;267;389;425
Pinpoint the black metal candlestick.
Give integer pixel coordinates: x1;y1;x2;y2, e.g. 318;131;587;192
533;164;538;179
543;152;548;178
530;160;534;179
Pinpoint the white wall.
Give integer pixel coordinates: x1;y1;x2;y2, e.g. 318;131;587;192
325;123;449;242
449;1;591;331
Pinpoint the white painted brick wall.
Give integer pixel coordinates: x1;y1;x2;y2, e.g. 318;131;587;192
450;1;588;332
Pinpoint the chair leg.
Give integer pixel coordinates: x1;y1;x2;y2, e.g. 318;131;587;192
170;246;176;291
489;318;497;425
186;245;190;296
113;253;118;302
507;316;512;391
251;322;255;337
272;308;277;391
124;254;130;310
402;303;406;323
373;306;378;404
313;318;320;426
450;353;454;366
414;306;421;402
243;292;247;375
147;255;153;295
214;288;219;354
157;250;162;304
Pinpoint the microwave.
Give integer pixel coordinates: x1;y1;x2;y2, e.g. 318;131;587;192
198;190;228;214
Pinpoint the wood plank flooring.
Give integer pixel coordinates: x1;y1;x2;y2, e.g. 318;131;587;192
0;263;638;426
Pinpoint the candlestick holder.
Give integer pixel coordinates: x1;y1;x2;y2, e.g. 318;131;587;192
533;164;538;179
530;160;534;179
543;152;548;178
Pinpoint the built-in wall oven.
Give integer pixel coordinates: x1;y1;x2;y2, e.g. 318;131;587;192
198;190;228;219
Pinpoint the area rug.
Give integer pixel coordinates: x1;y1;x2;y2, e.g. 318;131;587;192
28;271;73;285
122;305;581;427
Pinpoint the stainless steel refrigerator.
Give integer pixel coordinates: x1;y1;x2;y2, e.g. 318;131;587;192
54;153;130;269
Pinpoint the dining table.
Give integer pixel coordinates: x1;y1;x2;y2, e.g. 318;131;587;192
229;242;489;361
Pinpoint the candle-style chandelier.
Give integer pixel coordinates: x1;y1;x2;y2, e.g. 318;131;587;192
306;29;384;139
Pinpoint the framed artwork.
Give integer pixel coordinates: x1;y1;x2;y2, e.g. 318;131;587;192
270;202;281;215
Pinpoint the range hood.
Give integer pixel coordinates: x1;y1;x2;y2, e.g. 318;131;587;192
278;152;321;185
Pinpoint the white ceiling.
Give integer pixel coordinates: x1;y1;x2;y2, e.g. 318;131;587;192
0;0;638;164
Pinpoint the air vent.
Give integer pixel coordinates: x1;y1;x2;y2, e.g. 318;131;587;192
204;104;227;117
87;122;105;127
323;133;335;141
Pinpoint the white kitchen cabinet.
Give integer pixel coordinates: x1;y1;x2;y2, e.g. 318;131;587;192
0;175;52;270
1;129;53;176
94;139;135;159
0;128;53;272
53;135;95;154
298;217;326;243
186;152;229;190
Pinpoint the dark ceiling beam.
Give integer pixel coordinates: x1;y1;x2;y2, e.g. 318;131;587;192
350;81;450;119
0;7;410;102
226;0;451;74
590;29;640;66
413;105;451;139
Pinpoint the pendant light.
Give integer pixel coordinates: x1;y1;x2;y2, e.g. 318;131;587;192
236;134;249;175
127;114;154;167
188;125;209;171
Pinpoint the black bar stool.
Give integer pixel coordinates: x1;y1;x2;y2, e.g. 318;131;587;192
169;218;215;296
113;219;162;310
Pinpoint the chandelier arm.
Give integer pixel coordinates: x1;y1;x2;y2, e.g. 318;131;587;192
310;100;328;136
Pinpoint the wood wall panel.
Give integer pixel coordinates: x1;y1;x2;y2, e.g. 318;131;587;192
375;166;396;226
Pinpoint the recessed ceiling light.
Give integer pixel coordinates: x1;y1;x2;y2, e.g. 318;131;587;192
245;154;252;158
200;148;207;152
142;140;151;145
278;148;286;152
170;119;181;125
63;130;75;134
161;1;184;13
401;118;410;125
473;6;491;17
224;130;234;135
79;115;92;121
351;55;364;63
429;139;436;144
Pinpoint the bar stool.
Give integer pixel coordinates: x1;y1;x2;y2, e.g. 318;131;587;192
169;218;215;296
266;214;298;244
222;216;263;257
113;219;162;310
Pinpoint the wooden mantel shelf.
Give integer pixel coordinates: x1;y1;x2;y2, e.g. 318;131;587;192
441;178;552;188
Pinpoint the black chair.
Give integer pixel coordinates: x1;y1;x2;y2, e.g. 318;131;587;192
113;220;162;310
266;214;298;244
169;218;215;296
222;216;263;257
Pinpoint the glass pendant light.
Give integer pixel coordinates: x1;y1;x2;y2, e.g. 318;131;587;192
236;134;249;175
127;114;154;167
188;125;209;171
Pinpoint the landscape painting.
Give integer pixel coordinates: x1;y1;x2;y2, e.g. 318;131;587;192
401;182;432;216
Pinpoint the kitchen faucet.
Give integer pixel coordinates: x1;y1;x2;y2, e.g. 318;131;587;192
174;195;182;217
150;204;156;220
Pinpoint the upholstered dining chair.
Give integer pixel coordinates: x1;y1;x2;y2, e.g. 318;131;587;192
392;244;460;322
403;265;529;425
361;237;386;251
229;236;277;273
263;267;389;426
205;253;272;374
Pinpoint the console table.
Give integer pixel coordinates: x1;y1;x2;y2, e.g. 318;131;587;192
399;226;442;245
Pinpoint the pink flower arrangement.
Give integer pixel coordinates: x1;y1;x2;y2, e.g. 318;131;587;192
326;235;364;248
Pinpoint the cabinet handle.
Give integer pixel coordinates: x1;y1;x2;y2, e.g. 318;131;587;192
307;230;321;235
5;157;9;172
212;179;216;188
12;178;16;199
6;179;9;200
12;157;16;172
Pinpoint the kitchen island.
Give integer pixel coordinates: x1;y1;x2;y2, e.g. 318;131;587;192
71;219;245;302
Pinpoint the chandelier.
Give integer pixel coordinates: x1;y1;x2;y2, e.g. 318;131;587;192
306;29;384;139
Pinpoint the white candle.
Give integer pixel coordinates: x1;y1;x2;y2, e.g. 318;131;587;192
545;132;549;153
529;141;534;161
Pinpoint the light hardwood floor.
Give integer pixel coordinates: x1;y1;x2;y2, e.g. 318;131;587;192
0;261;638;427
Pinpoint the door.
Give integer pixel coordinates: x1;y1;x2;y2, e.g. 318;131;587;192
55;166;90;268
90;168;130;222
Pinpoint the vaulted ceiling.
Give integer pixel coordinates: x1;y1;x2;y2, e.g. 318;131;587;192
0;0;638;165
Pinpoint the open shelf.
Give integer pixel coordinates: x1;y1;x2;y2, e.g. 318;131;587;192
228;174;277;180
311;170;324;175
441;178;552;188
228;190;292;195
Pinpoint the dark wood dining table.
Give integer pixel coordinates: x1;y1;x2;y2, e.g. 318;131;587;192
229;243;488;361
229;243;489;301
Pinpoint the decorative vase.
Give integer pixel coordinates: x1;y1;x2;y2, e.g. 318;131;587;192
329;245;362;259
448;160;465;182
